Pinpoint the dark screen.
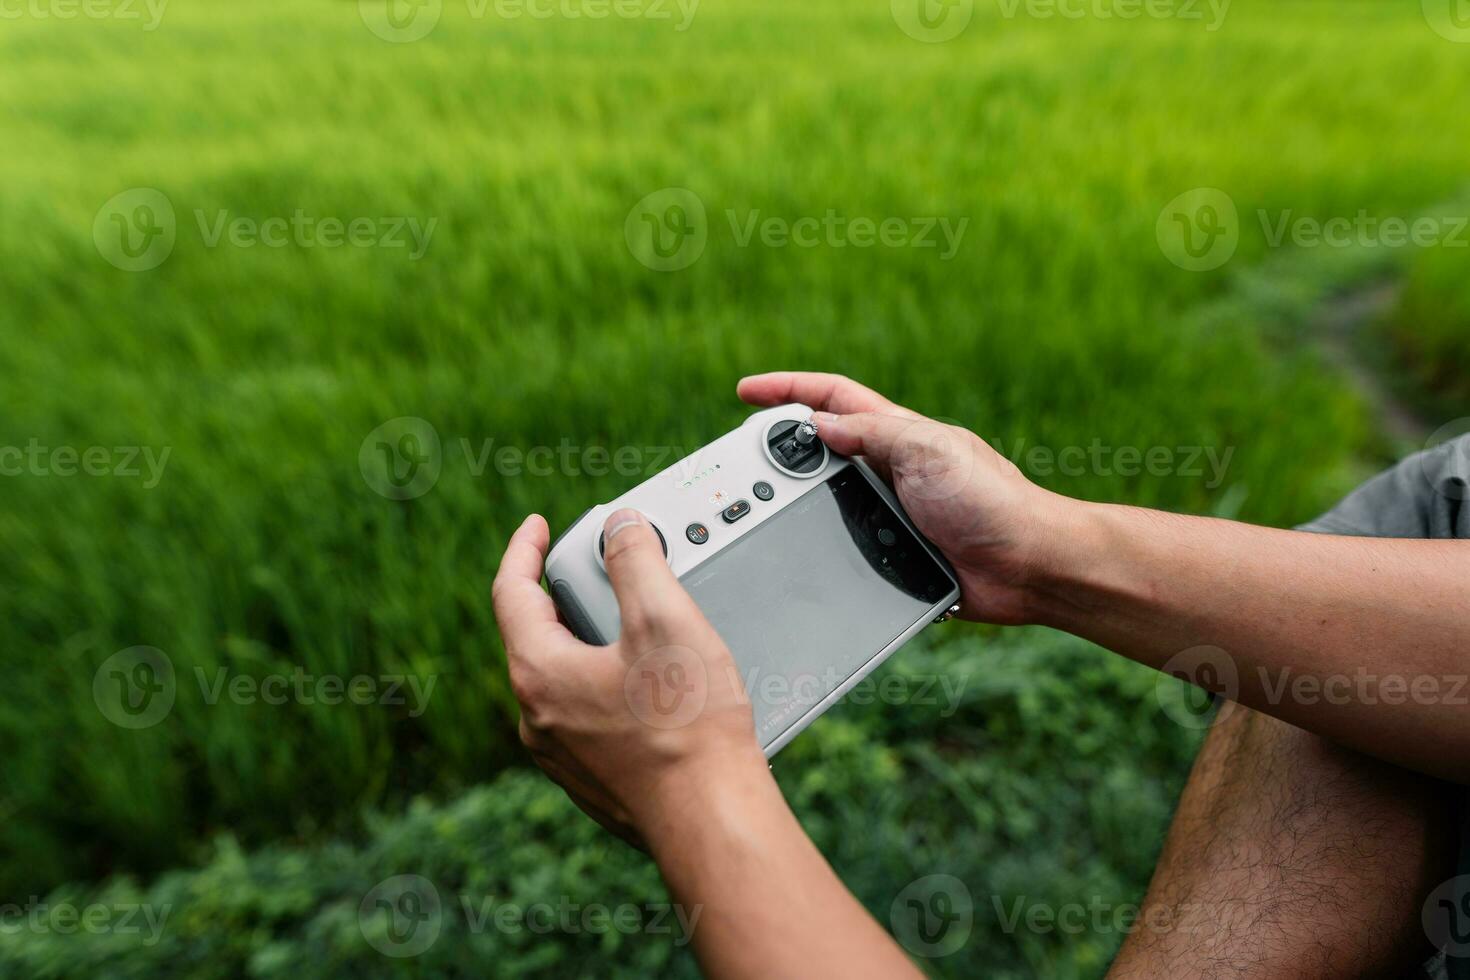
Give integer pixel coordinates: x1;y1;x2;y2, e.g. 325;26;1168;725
681;468;954;745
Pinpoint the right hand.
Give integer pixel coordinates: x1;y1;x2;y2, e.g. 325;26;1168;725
738;371;1068;625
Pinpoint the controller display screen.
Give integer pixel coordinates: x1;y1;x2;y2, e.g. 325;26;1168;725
680;468;955;745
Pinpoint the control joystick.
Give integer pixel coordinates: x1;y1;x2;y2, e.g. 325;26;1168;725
764;418;827;477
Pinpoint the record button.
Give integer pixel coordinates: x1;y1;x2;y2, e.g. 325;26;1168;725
721;499;751;524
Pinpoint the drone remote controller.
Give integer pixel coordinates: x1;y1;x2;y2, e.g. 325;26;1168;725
544;404;961;755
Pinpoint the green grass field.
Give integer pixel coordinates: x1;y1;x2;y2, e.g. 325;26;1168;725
1;0;1467;975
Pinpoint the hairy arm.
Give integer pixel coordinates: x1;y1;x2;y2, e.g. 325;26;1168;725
1030;503;1470;783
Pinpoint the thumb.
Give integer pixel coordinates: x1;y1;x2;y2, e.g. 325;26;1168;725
810;410;937;462
811;411;976;501
600;509;698;638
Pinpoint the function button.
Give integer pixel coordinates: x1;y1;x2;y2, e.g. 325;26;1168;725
752;481;774;501
721;499;751;524
685;522;710;545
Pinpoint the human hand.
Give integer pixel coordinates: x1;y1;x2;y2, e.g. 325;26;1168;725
491;510;768;847
738;371;1068;625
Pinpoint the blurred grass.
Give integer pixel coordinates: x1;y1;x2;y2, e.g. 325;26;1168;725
0;0;1467;970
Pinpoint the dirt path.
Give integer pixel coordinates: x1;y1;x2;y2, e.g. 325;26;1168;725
1309;280;1433;446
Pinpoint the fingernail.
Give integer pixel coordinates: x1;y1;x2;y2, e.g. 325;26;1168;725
812;411;839;427
603;509;646;541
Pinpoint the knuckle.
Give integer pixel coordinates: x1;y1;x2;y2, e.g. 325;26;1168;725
603;526;655;566
602;535;642;567
625;592;685;637
507;660;545;710
489;577;511;613
517;718;541;751
618;604;649;638
645;592;687;627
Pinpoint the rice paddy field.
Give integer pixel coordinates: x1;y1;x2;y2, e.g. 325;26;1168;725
0;0;1466;975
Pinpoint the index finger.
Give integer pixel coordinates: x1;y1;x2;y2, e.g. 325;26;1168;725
492;514;575;645
736;371;915;418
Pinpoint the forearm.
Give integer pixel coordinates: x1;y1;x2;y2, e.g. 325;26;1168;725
1029;500;1470;781
638;753;922;980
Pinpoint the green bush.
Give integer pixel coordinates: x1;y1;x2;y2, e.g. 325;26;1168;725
0;630;1204;979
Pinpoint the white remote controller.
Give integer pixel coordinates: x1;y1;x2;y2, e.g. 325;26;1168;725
544;403;961;755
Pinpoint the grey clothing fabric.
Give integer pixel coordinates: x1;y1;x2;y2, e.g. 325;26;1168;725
1296;435;1468;979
